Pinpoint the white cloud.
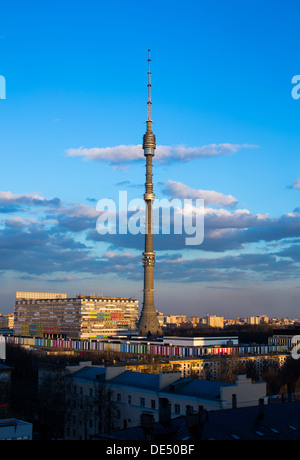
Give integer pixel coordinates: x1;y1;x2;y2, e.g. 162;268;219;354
163;180;238;208
157;143;258;162
0;191;61;207
66;143;258;166
56;203;100;218
105;251;136;259
4;217;37;228
66;145;144;164
293;178;300;189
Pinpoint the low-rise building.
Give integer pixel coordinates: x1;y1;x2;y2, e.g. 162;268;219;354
0;419;33;440
96;400;300;441
0;363;12;405
268;329;300;350
128;352;288;381
63;363;267;439
162;336;239;348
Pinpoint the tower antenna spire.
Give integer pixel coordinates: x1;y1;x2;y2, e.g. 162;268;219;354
147;48;152;122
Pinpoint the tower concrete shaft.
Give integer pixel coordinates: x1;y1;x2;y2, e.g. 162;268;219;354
138;50;162;338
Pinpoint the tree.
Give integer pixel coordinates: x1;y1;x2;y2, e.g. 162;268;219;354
95;384;116;434
38;367;67;439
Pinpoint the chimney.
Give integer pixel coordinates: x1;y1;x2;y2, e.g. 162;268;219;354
198;406;207;428
105;366;126;380
232;393;237;409
186;406;198;429
141;412;154;430
159;398;171;424
258;398;264;420
159;371;181;389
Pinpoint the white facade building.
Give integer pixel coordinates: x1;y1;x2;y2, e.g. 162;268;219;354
63;363;267;439
162;336;239;347
0;335;5;360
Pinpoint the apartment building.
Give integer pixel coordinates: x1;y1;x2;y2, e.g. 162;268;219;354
158;315;187;327
169;353;288;379
206;315;224;328
97;400;300;441
0;314;14;330
14;292;139;339
62;363;267;440
268;329;300;350
127;350;288;382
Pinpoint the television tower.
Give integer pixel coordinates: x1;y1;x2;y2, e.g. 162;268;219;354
138;50;163;338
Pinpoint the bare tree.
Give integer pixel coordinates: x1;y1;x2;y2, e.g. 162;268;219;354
38;367;67;439
95;383;116;434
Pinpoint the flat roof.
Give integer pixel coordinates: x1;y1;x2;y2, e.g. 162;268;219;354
0;419;32;427
16;294;137;302
16;291;67;299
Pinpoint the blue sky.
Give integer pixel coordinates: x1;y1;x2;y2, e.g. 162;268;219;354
0;0;300;317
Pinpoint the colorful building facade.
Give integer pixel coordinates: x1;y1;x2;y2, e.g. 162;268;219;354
13;294;139;339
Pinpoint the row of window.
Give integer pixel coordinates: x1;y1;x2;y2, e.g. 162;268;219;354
116;393;156;409
115;393;181;414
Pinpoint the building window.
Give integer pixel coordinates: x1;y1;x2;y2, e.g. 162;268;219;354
175;404;180;414
151;400;156;409
117;393;121;402
140;397;145;407
128;395;132;404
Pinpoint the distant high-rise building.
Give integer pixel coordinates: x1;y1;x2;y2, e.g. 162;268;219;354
0;314;14;330
207;315;224;329
247;316;260;325
14;293;138;340
138;50;162;338
190;316;201;326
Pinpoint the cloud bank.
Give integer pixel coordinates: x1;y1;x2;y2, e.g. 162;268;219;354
0;183;299;288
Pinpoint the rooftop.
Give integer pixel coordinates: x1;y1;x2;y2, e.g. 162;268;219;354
67;366;253;402
67;366;106;383
0;419;32;428
97;400;300;441
164;378;232;400
109;371;161;391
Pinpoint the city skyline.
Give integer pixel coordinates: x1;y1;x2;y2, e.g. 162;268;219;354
0;1;300;317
